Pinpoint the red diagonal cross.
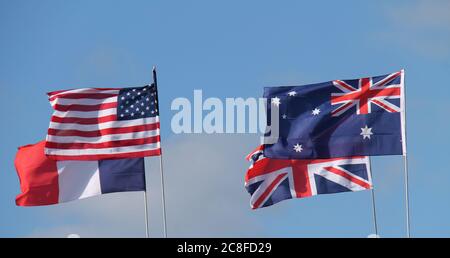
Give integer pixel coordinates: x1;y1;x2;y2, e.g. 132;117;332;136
331;78;401;114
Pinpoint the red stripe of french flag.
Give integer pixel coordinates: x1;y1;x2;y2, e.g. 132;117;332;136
15;141;59;206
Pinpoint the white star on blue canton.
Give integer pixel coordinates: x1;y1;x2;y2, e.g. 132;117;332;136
288;91;297;97
271;97;281;107
293;143;303;153
312;108;321;116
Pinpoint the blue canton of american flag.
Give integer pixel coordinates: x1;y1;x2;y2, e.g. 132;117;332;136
263;70;405;159
245;146;372;209
45;84;161;160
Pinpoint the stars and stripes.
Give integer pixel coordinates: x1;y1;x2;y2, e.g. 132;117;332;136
331;71;403;116
245;146;372;209
45;84;161;160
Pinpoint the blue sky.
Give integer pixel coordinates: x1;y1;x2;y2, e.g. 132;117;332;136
1;0;449;237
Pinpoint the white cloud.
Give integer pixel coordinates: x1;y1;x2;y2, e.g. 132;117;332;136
23;133;401;238
26;134;267;237
386;0;450;29
159;134;264;237
379;0;450;59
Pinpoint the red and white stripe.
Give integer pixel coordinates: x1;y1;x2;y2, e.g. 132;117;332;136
45;88;161;160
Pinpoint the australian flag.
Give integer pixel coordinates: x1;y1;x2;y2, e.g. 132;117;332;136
263;70;406;159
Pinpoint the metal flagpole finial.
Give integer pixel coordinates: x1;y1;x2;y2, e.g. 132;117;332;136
152;66;157;86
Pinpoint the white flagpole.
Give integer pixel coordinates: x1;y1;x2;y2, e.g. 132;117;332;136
159;155;168;238
143;190;150;238
401;69;411;238
153;66;168;238
403;155;411;238
368;157;378;237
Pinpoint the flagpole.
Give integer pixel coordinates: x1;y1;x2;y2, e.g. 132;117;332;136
159;155;168;238
403;155;410;238
368;157;378;237
143;190;150;238
153;66;168;238
401;69;411;238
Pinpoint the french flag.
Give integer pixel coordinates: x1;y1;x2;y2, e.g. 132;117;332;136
15;141;146;206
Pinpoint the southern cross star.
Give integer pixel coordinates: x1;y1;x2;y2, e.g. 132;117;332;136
271;97;281;107
360;125;373;139
312;108;321;115
288;91;297;97
293;143;303;153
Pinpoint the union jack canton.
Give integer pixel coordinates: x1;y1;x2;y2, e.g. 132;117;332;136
245;146;372;209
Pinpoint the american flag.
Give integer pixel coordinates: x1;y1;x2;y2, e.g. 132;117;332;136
45;84;161;160
245;146;372;209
